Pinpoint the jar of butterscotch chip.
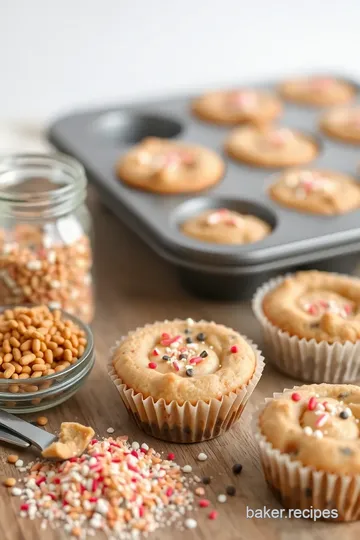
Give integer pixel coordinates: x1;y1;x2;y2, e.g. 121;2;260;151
0;154;94;323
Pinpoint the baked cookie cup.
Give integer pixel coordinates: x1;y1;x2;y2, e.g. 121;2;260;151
252;272;360;383
254;384;360;521
108;319;264;443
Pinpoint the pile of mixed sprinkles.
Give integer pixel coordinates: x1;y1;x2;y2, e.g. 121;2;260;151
4;436;228;538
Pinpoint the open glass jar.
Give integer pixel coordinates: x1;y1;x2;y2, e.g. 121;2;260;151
0;154;94;323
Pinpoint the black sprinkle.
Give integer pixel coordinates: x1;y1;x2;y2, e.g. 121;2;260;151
186;368;194;377
339;411;349;420
338;392;350;399
200;350;208;358
162;355;171;361
185;337;193;344
226;485;236;496
305;488;312;497
184;328;191;334
196;332;206;342
232;463;243;475
179;354;187;360
339;447;354;456
202;476;211;485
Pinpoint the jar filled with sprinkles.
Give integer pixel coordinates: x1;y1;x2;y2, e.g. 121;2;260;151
0;153;94;323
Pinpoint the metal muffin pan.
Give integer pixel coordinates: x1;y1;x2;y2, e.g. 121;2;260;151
48;75;360;299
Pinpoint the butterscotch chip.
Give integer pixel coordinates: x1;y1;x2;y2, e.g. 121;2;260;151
181;209;271;244
279;76;356;106
225;126;318;168
36;416;48;426
262;271;360;343
42;422;94;460
4;477;16;487
269;169;360;215
7;454;19;464
320;106;360;144
116;137;224;194
192;89;282;126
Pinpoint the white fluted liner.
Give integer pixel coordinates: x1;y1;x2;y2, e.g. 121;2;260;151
252;274;360;383
108;323;264;443
253;389;360;521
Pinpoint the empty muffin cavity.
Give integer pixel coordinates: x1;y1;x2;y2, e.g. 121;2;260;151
174;198;276;245
93;112;182;144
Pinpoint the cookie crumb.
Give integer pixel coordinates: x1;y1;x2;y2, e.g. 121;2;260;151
36;416;48;426
106;427;115;434
7;454;19;464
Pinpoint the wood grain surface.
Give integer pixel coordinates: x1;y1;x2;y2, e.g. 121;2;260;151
1;188;360;540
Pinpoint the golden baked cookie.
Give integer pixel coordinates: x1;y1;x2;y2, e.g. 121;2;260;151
279;76;356;106
259;384;360;476
181;208;271;244
116;137;224;194
225;126;318;168
112;319;257;403
192;89;282;126
42;422;95;460
257;384;360;521
320;106;360;144
269;169;360;215
262;271;360;344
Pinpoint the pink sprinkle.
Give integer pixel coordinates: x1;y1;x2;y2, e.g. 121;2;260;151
48;493;57;500
20;504;29;511
189;356;203;365
344;305;352;314
199;499;210;508
173;361;180;372
230;345;238;353
209;510;218;520
161;335;181;347
91;479;98;492
153;348;160;356
148;362;157;369
36;476;46;486
291;392;301;402
90;439;98;445
53;478;61;485
167;452;175;461
131;450;139;458
139;506;145;517
161;333;170;340
166;487;174;497
308;305;318;315
89;497;98;503
316;413;328;428
308;397;317;411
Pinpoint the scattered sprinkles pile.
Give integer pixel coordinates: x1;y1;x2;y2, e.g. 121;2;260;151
3;435;245;538
301;298;353;318
0;305;87;388
284;171;336;198
0;224;93;322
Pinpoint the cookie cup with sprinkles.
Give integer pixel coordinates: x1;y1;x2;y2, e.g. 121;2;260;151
108;319;264;443
254;384;360;521
252;271;360;383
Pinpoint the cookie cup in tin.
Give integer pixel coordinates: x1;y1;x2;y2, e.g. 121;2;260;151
254;386;360;522
108;321;264;443
252;274;360;383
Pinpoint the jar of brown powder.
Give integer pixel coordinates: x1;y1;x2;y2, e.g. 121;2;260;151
0;153;94;323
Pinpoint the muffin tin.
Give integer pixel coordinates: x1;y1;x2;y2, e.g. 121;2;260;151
48;75;360;300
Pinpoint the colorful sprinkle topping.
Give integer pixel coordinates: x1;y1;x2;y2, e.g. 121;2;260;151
308;396;317;411
302;299;353;319
206;209;244;228
148;362;158;369
230;345;238;353
291;392;301;402
284;170;336;198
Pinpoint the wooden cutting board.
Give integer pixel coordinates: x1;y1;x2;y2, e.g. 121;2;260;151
1;188;359;540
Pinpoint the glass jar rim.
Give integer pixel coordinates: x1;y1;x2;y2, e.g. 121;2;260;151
0;152;87;217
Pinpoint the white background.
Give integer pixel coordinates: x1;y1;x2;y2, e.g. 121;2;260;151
1;0;359;126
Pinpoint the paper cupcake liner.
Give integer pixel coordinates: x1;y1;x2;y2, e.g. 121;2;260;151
252;273;360;383
253;389;360;522
108;321;265;443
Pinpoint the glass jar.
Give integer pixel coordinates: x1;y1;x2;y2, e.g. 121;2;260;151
0;153;94;323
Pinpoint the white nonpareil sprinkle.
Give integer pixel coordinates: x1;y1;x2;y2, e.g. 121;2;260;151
131;441;140;450
197;453;208;462
217;494;227;503
184;518;197;529
303;426;313;436
48;301;61;310
186;318;194;326
50;280;61;289
15;459;24;468
344;407;353;417
141;443;149;451
106;427;115;434
11;487;22;496
47;251;56;264
313;430;324;439
182;465;192;473
26;260;42;271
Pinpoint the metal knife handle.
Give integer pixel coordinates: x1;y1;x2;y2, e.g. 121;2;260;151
0;409;56;451
0;427;30;449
